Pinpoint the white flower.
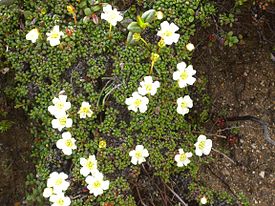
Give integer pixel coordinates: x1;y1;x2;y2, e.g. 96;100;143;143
138;76;160;96
26;28;39;43
173;62;196;88
80;155;98;177
78;102;93;119
157;21;180;45
174;149;192;167
176;95;193;116
156;11;164;20
129;145;149;165
101;4;123;26
47;172;70;194
125;92;149;113
49;193;71;206
43;187;54;198
186;43;195;51
48;95;71;117
85;172;110;197
56;132;77;156
46;25;64;47
51;113;73;131
195;135;212;156
200;196;207;204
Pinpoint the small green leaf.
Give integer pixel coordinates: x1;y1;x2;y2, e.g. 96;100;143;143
79;1;87;8
24;11;33;19
127;22;142;33
84;8;92;16
188;16;194;22
141;9;156;23
91;5;101;12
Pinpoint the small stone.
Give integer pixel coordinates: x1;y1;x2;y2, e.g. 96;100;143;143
259;171;265;178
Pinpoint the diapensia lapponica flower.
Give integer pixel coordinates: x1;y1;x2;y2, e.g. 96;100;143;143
46;172;70;194
101;4;123;26
51;113;73;131
200;196;208;205
125;92;149;113
26;28;39;43
48;94;71;117
173;62;196;88
174;149;192;167
80;155;98;177
194;135;212;156
129;145;149;165
85;171;110;197
49;193;71;206
186;43;195;51
138;76;160;96
176;95;193;116
46;25;64;46
43;187;54;198
157;21;180;45
56;132;77;155
78;101;93;119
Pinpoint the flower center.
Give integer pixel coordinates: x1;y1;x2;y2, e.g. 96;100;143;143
51;33;60;39
164;30;173;37
198;141;205;150
180;71;188;80
56;102;64;110
145;83;152;91
86;161;95;170
179;153;187;161
55;178;63;186
59;117;67;126
134;99;142;107
57;199;64;206
135;151;142;159
81;106;90;114
181;102;187;109
65;139;73;148
93;180;102;188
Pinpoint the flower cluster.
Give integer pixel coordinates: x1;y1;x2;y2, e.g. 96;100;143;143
43;172;71;206
174;135;212;167
26;25;64;46
80;155;110;196
26;4;123;46
125;76;160;113
48;93;77;156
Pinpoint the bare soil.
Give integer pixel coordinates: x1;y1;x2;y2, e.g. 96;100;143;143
0;94;33;205
192;2;275;205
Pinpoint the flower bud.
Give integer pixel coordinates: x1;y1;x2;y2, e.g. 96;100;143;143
186;43;195;51
151;53;160;62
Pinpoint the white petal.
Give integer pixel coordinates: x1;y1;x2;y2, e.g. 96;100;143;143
66;118;73;128
80;167;90;177
56;139;64;149
131;157;138;165
142;149;149;157
195;149;203;156
102;180;110;190
198;135;207;141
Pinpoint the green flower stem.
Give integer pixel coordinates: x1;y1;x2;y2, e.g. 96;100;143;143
108;24;112;38
149;61;155;75
140;37;149;49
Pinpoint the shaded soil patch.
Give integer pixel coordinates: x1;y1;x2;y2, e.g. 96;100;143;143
192;1;275;205
0;96;33;205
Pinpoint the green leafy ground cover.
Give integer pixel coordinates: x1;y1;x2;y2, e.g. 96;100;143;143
0;0;245;205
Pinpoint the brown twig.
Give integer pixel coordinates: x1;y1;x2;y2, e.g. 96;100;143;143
212;148;236;164
163;183;188;206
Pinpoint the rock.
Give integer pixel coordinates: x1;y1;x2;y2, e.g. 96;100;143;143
259;171;265;178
